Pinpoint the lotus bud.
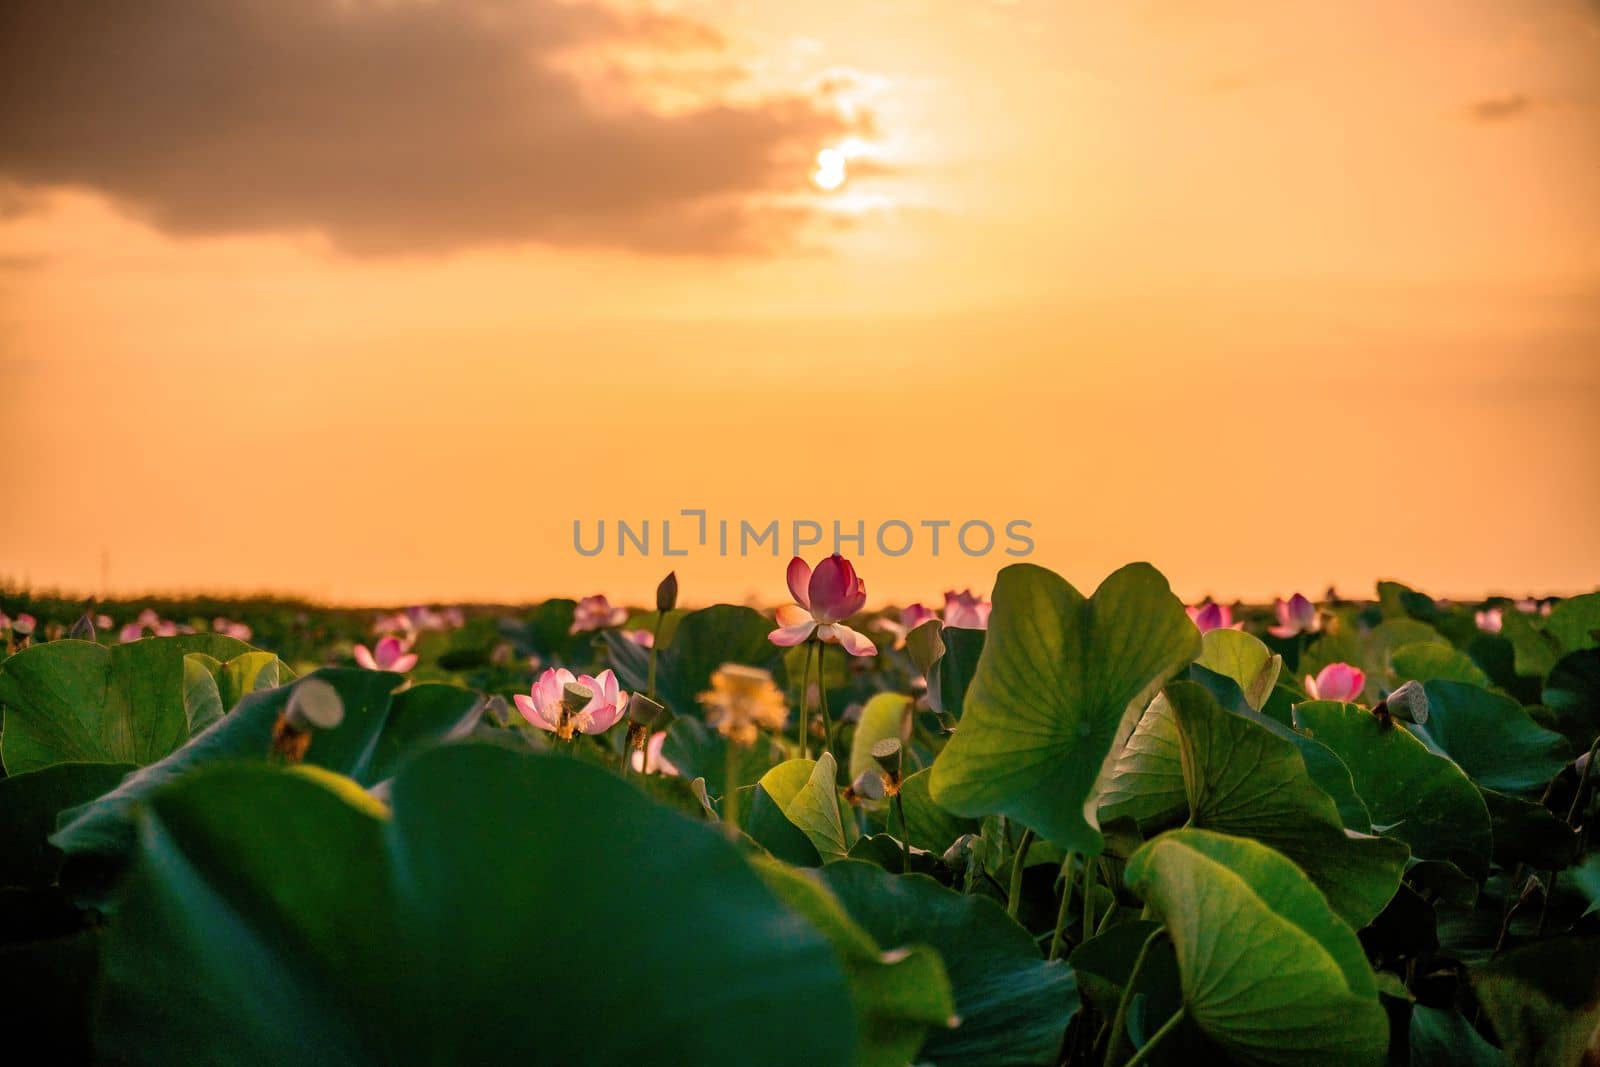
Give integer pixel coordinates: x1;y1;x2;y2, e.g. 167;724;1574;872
482;694;511;728
70;611;97;641
656;571;679;613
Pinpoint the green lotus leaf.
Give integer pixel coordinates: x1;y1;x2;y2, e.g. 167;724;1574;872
1292;700;1492;879
1472;935;1600;1067
897;768;978;855
182;650;294;734
1165;682;1405;927
97;745;856;1066
817;859;1078;1065
930;563;1199;855
0;635;255;773
1412;681;1569;793
1196;628;1281;711
1124;828;1389;1067
1391;643;1490;688
1546;593;1600;656
753;857;956;1067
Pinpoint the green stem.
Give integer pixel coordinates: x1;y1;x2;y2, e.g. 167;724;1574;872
1120;1007;1186;1067
894;793;910;871
646;613;664;699
1104;927;1167;1067
1006;827;1035;920
722;742;740;828
816;640;833;756
1082;855;1099;939
797;639;815;760
1048;852;1079;961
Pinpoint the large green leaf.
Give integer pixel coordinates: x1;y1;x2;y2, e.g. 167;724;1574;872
817;860;1078;1065
1293;701;1493;880
1472;935;1600;1067
1413;681;1569;793
755;754;857;861
753;858;956;1067
897;769;978;855
654;605;789;719
1392;644;1490;688
1098;691;1188;831
97;745;856;1065
1195;628;1281;711
1165;682;1406;927
182;650;293;733
1546;593;1600;655
928;626;985;719
0;762;133;885
1408;1005;1506;1067
0;635;254;773
930;563;1199;855
1542;649;1600;752
1124;829;1389;1067
52;671;481;866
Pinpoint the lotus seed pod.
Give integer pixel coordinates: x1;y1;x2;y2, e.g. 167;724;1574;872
1385;680;1429;724
870;737;903;777
562;682;595;714
285;678;344;730
628;692;666;727
851;768;887;801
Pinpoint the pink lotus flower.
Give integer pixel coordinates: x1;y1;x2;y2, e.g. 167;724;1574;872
570;594;628;635
943;589;991;630
625;629;655;648
119;622;145;643
515;667;629;738
95;614;114;631
1187;601;1241;634
1475;608;1503;634
770;555;878;657
1304;662;1365;702
154;620;179;637
9;613;34;637
136;608;161;630
873;603;937;649
354;635;418;673
1268;594;1320;638
630;730;680;775
213;617;253;641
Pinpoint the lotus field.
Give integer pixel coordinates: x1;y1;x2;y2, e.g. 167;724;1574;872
2;558;1599;1066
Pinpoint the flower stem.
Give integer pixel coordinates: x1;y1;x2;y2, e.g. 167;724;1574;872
1048;852;1078;961
1104;927;1167;1067
723;741;740;828
798;639;815;760
646;613;664;699
1082;854;1099;940
1006;827;1035;920
1119;1007;1185;1067
893;792;910;871
816;640;834;756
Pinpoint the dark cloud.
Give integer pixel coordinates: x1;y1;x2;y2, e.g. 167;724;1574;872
0;0;860;255
1467;94;1533;123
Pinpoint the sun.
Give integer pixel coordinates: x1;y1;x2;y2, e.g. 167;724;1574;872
811;148;847;191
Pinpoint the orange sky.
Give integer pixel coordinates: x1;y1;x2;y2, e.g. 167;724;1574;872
2;0;1597;607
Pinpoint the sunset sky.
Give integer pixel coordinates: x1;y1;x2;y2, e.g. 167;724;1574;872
2;0;1597;607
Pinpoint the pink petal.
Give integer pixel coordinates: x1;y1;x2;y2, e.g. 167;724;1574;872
581;703;625;734
354;644;377;670
775;603;812;627
830;623;879;657
513;694;554;730
391;653;419;673
786;557;813;609
769;620;818;646
808;555;856;622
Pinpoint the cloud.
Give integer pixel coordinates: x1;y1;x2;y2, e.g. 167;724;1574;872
0;0;864;256
1467;94;1533;123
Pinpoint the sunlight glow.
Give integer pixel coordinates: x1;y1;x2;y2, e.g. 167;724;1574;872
811;148;847;191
